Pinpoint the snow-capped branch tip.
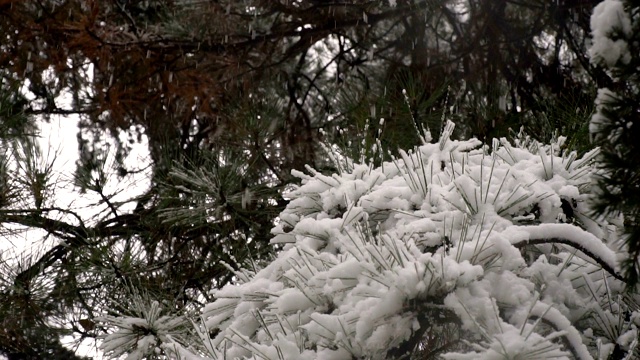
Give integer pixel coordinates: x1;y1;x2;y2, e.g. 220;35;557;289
511;224;623;281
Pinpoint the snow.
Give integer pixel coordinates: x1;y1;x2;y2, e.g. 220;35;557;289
589;0;632;68
510;223;619;276
526;304;592;360
98;122;637;359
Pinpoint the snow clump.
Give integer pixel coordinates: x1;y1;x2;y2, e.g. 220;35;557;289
589;0;633;68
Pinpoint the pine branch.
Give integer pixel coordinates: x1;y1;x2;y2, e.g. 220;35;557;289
0;210;147;288
84;0;434;55
512;237;624;281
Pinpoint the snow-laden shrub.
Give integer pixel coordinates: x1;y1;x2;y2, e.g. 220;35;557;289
100;122;639;359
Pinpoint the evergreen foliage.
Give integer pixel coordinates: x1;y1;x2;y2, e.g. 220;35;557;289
588;0;640;286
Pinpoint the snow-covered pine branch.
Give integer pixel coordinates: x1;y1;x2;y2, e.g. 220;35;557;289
99;121;639;359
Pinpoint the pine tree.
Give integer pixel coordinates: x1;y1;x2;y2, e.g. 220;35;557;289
0;0;619;357
588;0;640;286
